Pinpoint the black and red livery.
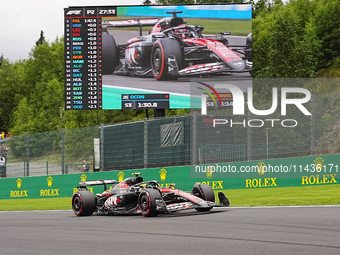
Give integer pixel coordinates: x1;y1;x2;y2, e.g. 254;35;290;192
102;11;252;80
72;173;229;217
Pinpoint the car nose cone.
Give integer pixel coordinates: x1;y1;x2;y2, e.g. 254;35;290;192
228;59;246;71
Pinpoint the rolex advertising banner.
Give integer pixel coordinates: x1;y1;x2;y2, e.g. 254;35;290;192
0;153;339;199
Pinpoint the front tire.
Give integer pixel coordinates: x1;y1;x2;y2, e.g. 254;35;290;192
151;38;183;80
192;183;215;212
102;33;119;75
138;188;162;217
72;191;96;216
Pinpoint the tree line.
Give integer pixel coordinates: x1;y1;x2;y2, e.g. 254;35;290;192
253;0;339;81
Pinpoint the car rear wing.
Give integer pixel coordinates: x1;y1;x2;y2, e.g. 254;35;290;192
78;179;119;191
103;18;159;28
102;18;159;35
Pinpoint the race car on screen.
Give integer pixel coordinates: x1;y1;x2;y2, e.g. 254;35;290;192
72;173;230;217
101;11;252;80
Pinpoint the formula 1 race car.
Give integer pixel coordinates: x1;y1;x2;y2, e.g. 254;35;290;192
102;11;252;80
72;173;230;217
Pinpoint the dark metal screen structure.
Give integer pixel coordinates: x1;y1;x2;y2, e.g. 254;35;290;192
101;116;191;170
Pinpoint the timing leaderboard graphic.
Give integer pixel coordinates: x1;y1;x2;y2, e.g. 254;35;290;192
64;6;117;110
64;4;252;110
122;94;170;109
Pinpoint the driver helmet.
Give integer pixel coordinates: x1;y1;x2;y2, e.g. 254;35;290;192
174;28;192;39
159;20;171;31
125;176;143;186
136;176;143;183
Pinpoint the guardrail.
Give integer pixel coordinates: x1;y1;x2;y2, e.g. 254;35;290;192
1;153;338;199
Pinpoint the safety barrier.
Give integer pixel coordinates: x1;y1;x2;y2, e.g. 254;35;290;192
1;153;338;199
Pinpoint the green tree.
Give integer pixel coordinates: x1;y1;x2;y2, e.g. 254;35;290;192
11;97;36;134
35;30;45;47
250;0;283;18
9;37;64;135
252;0;332;78
9;36;148;135
251;0;268;18
0;54;3;68
311;0;340;70
0;59;28;132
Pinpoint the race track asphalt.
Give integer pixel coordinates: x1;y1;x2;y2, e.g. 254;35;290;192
1;206;339;255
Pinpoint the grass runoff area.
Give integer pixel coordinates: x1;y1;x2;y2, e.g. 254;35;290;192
0;185;339;211
103;16;251;36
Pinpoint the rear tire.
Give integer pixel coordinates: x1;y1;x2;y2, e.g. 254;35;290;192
245;32;252;62
151;38;183;80
192;184;215;212
138;189;162;217
102;33;119;75
245;33;252;77
72;191;96;216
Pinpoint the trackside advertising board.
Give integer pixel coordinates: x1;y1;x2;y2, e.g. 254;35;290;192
0;154;339;199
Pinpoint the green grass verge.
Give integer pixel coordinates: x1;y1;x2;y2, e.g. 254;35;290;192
1;185;339;211
216;184;340;207
186;18;251;35
104;16;251;36
0;197;72;211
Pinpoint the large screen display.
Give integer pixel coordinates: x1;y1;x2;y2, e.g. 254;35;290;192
64;4;252;110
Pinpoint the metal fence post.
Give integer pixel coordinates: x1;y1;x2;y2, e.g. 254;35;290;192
26;133;30;177
61;128;65;174
144;119;148;168
100;123;104;171
247;110;252;161
192;112;197;165
265;128;270;160
311;95;316;155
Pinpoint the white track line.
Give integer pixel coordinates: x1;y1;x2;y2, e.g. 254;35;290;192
220;205;340;210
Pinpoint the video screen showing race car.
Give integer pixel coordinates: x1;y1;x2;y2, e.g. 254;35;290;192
64;4;252;110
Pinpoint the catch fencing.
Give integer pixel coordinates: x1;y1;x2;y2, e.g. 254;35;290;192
0;126;99;178
0;92;338;178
